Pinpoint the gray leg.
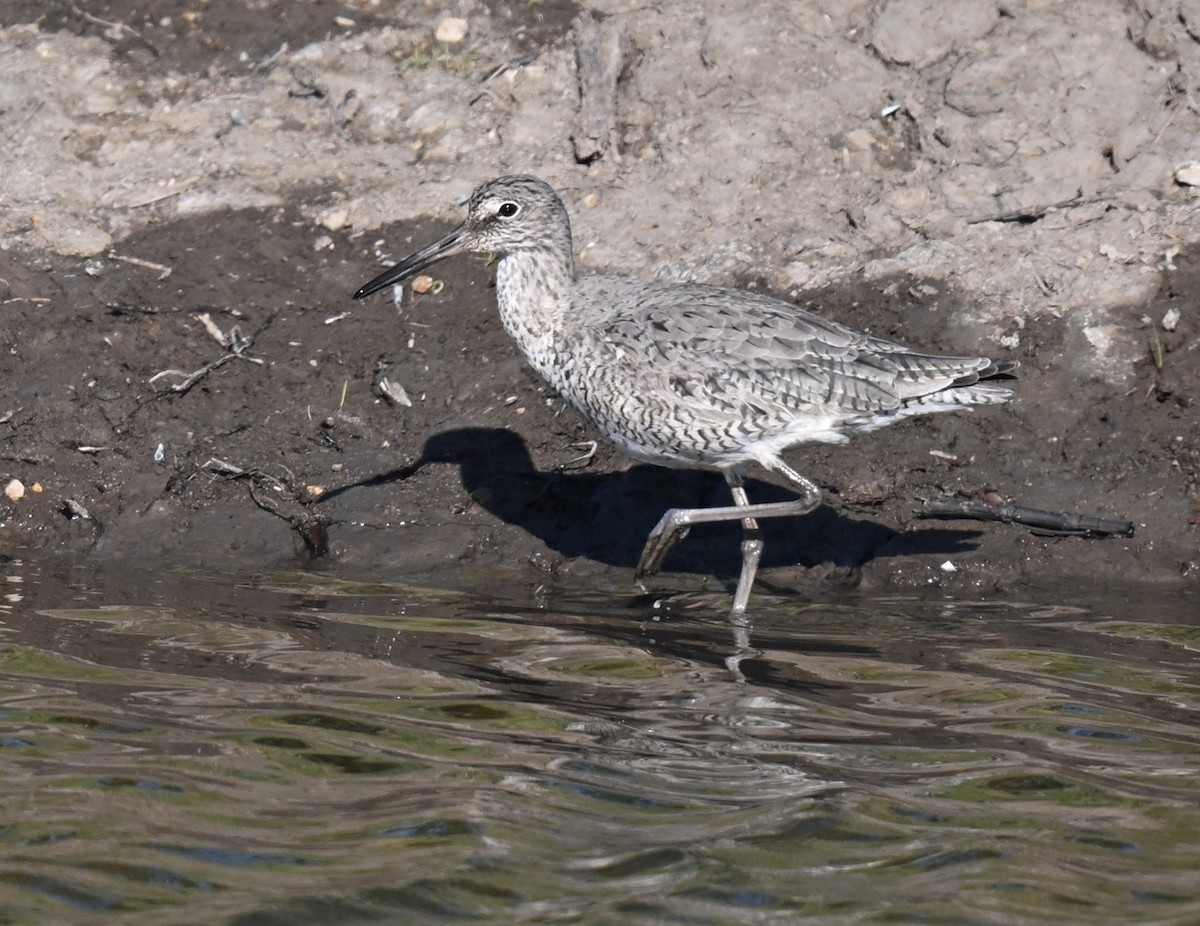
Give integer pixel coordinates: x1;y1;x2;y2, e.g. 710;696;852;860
635;464;822;613
726;471;763;615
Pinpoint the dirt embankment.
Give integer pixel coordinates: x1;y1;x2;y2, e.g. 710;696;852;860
1;0;1196;599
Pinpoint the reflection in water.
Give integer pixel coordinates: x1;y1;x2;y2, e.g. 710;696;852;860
0;556;1197;924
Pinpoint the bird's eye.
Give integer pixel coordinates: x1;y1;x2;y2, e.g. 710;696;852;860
496;202;520;218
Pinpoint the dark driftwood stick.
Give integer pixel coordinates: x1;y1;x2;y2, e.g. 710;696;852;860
571;13;628;164
919;498;1135;537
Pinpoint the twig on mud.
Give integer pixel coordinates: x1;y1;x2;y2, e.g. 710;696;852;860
1;99;44;155
478;52;537;85
256;42;289;75
108;252;172;280
556;440;598;471
118;179;199;209
203;458;331;557
332;90;359;135
203;457;245;476
965;194;1103;226
286;66;356;133
1147;322;1165;370
196;312;232;347
473;52;539;102
215;111;248;140
918;497;1135;537
70;4;160;57
148;310;278;397
288;68;328;100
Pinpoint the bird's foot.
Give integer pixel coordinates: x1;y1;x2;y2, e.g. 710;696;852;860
634;508;693;579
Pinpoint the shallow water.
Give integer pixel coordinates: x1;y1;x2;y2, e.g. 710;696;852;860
0;557;1197;925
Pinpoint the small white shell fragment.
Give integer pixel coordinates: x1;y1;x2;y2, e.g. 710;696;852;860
318;206;349;231
154;442;165;463
377;377;413;408
63;498;91;520
4;479;24;501
1162;307;1181;331
940;560;957;573
1174;161;1200;186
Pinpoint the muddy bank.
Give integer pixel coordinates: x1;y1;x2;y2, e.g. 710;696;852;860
1;0;1197;601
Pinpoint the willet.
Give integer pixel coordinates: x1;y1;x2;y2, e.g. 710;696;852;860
354;176;1014;613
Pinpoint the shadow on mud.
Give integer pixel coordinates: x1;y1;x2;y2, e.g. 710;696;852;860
318;427;987;580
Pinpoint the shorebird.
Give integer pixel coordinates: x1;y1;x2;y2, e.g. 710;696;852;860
354;176;1014;614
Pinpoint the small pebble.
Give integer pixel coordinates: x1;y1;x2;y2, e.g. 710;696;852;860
582;192;600;208
4;479;24;501
318;206;349;231
411;275;435;294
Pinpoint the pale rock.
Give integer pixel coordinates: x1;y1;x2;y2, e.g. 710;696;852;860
318;206;350;231
784;261;814;287
435;17;468;44
1174;161;1200;186
81;91;119;115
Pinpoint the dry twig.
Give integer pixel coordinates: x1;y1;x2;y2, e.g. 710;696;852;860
150;310;278;396
919;497;1134;537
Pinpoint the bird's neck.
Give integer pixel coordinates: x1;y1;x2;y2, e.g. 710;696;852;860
494;246;575;363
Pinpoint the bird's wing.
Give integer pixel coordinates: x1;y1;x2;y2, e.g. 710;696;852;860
579;280;996;420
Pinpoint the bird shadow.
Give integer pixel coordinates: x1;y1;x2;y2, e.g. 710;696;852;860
320;427;986;580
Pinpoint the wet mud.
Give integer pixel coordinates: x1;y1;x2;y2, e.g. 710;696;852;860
1;1;1197;601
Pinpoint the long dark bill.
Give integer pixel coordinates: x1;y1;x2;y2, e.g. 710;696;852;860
352;223;471;300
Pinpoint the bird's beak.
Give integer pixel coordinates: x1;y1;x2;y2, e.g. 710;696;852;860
352;223;471;300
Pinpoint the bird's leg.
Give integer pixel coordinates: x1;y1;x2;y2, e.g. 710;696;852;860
634;464;823;612
726;471;762;615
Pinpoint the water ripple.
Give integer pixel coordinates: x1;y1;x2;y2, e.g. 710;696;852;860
0;557;1196;923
